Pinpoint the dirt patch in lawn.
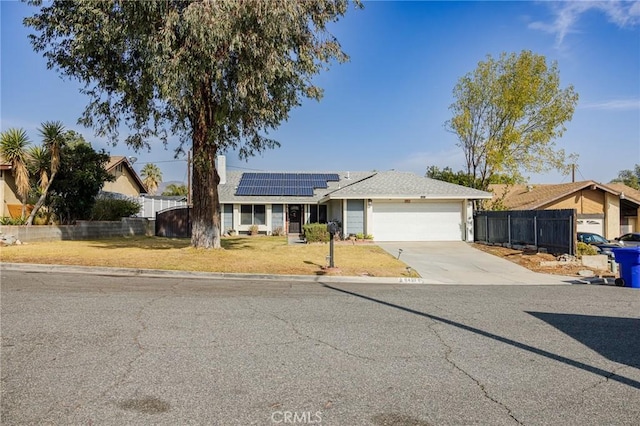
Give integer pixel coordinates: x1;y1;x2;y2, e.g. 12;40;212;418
472;243;613;277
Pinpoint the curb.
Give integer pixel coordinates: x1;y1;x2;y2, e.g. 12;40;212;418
573;276;620;286
1;263;596;286
0;262;433;285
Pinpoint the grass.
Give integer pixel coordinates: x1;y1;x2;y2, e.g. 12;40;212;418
0;236;417;277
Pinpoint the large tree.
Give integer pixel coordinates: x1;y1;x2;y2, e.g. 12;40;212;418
48;141;113;224
610;164;640;190
25;0;357;248
446;50;579;190
425;165;524;190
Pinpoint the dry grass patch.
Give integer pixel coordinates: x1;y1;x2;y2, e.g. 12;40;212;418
1;236;415;277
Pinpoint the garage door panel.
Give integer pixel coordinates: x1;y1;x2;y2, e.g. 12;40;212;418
577;218;604;235
372;201;463;242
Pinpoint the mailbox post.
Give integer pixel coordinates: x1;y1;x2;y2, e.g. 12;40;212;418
327;221;340;268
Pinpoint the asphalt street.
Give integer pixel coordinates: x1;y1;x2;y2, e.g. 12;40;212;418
1;269;639;425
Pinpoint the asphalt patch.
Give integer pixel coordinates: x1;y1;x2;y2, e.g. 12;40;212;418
117;397;171;414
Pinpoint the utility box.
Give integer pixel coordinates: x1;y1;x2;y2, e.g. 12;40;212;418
612;247;640;288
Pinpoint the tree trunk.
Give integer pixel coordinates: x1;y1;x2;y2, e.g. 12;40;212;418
26;172;56;226
190;116;221;249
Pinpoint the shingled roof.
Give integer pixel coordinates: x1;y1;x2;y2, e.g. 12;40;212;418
218;170;492;203
322;170;492;200
488;180;640;210
605;182;640;204
217;170;376;203
106;156;147;194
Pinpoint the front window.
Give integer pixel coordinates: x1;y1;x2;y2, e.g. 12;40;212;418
254;205;265;225
241;205;253;225
309;205;328;223
241;204;266;225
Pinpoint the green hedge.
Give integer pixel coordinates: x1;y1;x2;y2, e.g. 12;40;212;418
303;223;329;243
91;197;142;221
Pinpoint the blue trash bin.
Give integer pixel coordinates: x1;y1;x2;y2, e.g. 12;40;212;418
612;247;640;288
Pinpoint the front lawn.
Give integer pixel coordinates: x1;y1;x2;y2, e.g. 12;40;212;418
0;236;415;277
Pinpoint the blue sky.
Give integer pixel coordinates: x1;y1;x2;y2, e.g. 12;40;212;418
2;1;639;185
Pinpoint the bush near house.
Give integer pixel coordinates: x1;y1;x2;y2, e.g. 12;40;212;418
576;242;598;257
90;197;142;221
303;223;330;243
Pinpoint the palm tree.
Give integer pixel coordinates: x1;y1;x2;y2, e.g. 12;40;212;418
26;121;66;225
162;183;188;196
40;121;65;175
0;128;32;218
29;145;51;191
141;163;162;195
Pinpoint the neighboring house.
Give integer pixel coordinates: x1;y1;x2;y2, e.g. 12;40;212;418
1;155;148;218
216;156;492;241
0;159;23;218
103;156;147;197
488;181;640;239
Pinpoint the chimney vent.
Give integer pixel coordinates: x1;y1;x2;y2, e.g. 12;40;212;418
216;155;226;185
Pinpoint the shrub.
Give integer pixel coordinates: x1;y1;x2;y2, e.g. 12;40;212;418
364;234;374;240
355;232;365;240
0;216;27;225
577;242;598;256
303;223;330;243
90;196;142;221
272;226;284;236
249;224;259;235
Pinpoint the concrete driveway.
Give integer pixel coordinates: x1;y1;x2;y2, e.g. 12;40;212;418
377;241;578;285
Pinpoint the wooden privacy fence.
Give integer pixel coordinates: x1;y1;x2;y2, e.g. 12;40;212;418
156;206;191;238
474;209;576;255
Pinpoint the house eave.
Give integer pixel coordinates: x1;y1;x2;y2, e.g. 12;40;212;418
319;194;492;203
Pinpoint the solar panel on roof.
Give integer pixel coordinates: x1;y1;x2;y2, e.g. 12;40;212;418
235;172;340;196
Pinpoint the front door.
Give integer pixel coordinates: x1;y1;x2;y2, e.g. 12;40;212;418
288;204;302;233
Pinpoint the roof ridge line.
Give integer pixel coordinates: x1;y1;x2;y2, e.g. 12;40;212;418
322;172;378;196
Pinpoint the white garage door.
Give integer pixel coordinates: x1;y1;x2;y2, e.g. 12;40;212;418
577;218;604;235
372;200;463;241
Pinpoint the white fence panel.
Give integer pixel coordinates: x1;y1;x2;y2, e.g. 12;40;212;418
137;197;188;218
